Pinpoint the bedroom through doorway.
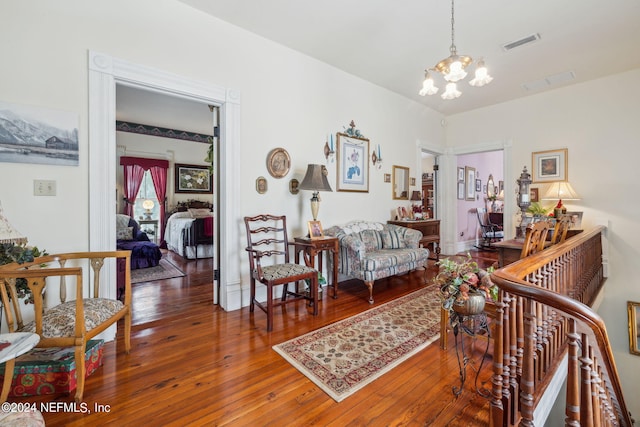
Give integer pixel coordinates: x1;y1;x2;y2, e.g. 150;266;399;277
115;84;219;300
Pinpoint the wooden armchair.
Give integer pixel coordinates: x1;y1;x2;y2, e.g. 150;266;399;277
550;215;572;244
0;251;132;402
520;221;551;258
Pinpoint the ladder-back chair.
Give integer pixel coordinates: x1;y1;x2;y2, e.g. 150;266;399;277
520;221;551;258
244;214;319;331
550;215;572;245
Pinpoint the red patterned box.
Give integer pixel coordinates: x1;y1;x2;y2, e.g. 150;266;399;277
0;339;104;397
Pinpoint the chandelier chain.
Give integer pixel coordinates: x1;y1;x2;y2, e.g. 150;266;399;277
450;0;456;54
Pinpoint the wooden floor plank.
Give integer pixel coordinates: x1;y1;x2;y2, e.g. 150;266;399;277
9;249;498;426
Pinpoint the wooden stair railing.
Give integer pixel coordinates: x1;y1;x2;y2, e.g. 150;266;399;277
489;227;634;427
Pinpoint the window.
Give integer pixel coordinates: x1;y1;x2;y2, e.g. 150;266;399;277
133;171;158;220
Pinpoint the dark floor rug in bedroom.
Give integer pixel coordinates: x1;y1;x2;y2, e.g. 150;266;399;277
131;258;186;284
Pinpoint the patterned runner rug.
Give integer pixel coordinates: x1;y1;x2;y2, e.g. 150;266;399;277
131;258;185;284
273;283;441;402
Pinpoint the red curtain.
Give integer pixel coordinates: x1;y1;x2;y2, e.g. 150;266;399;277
120;157;169;239
149;166;167;243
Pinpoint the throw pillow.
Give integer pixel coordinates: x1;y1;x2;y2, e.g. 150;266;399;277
381;229;406;249
116;226;134;240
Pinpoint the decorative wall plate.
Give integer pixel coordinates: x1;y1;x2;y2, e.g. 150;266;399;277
266;148;291;178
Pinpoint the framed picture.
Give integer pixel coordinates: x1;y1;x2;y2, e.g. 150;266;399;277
530;188;539;202
532;148;568;182
336;132;369;192
476;179;481;192
499;180;504;194
457;182;465;200
266;147;291;178
384;173;391;183
308;220;324;239
256;176;267;194
563;211;583;228
175;163;213;194
289;178;299;195
457;167;465;182
465;166;476;201
627;301;640;356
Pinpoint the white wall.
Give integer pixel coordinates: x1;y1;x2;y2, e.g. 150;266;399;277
445;69;640;420
0;0;444;306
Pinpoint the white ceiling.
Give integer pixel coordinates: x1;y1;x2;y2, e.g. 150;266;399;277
178;0;640;116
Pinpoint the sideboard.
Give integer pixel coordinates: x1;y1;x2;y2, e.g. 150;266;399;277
388;219;440;261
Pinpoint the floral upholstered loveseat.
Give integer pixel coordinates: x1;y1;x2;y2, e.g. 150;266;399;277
324;221;430;304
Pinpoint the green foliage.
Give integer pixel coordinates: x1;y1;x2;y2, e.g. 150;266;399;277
527;202;550;216
0;243;47;303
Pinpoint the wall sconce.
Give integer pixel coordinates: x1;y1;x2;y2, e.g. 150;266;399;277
372;144;383;169
324;134;335;163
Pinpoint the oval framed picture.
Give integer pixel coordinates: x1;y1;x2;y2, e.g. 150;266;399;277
266;147;291;178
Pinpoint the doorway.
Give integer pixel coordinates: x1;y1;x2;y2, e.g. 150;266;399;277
88;51;243;320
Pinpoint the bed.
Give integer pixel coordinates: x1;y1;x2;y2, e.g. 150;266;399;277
116;214;162;269
164;200;214;259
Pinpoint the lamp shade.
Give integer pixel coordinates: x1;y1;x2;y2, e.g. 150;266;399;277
410;191;422;201
542;182;580;201
142;199;155;210
299;164;332;192
0;202;27;245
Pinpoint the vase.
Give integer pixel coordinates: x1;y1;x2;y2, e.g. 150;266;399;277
453;291;486;316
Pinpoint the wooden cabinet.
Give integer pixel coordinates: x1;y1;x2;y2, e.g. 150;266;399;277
388;219;440;261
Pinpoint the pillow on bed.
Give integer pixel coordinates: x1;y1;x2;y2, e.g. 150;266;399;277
116;226;134;240
188;208;212;218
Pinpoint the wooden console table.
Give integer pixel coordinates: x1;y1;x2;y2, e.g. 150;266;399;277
388;219;440;261
493;229;583;267
293;236;339;299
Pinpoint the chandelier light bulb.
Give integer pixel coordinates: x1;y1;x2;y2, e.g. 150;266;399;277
444;58;467;82
419;72;439;96
441;82;461;100
469;60;493;87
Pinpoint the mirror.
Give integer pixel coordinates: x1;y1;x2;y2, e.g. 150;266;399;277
486;174;495;198
392;165;409;200
628;301;640;355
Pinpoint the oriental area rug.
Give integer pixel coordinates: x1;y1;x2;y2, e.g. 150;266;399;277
131;259;186;284
273;283;441;402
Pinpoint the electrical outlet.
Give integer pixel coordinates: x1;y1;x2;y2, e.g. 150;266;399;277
34;180;56;196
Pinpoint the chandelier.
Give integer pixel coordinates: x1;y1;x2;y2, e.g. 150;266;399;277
419;0;493;100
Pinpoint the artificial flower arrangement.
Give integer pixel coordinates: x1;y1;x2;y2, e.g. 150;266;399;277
0;243;47;304
434;253;498;318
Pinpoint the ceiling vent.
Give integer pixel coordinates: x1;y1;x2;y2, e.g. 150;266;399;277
521;71;576;92
502;33;541;51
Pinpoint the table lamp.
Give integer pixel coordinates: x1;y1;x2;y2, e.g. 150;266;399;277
542;181;580;218
142;199;154;220
0;202;27;245
299;164;333;221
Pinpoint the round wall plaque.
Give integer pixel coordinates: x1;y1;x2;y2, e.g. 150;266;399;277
266;148;291;178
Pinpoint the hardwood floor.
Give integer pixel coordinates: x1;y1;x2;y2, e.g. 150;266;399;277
15;249;498;426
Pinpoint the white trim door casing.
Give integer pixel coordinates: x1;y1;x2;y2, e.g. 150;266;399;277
88;52;242;340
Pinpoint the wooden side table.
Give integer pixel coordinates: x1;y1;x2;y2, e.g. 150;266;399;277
387;219;441;260
0;332;40;402
293;236;339;299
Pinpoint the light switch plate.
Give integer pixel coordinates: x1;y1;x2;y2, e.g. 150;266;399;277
34;180;56;196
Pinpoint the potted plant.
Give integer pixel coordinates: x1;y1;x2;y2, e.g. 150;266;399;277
435;254;497;323
0;243;47;304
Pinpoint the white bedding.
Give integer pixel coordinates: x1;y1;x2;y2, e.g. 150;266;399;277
164;212;214;259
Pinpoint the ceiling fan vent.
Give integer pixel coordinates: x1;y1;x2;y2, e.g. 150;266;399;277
502;33;541;51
